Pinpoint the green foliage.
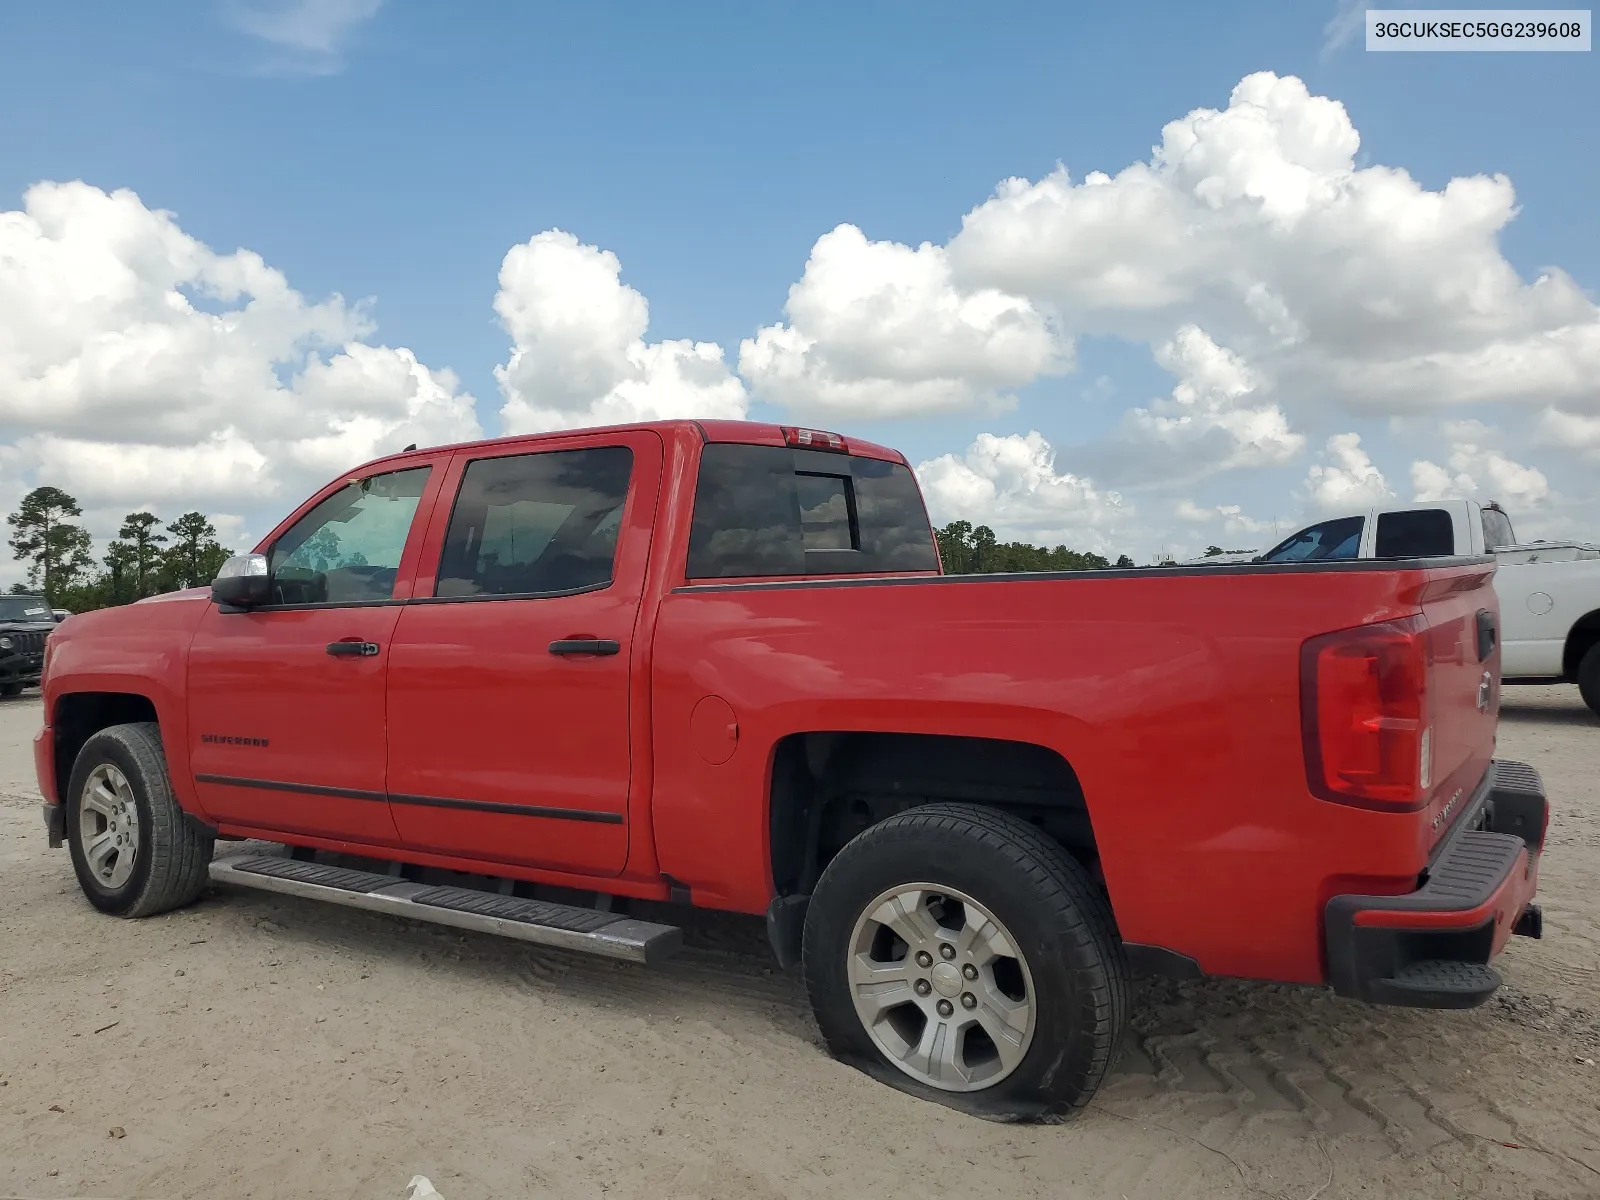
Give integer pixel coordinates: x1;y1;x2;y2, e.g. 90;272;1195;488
935;520;1115;574
5;487;93;605
5;491;237;614
160;512;231;591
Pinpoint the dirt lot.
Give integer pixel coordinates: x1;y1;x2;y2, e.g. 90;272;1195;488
0;687;1596;1200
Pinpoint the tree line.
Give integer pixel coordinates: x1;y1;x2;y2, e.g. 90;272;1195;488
934;521;1136;573
6;487;232;612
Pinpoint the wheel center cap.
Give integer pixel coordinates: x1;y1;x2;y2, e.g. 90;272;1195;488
930;961;964;998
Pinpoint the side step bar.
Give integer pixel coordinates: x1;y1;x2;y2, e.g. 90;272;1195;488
208;854;683;965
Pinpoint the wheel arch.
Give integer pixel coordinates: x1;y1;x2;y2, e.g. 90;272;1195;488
52;691;163;807
766;729;1108;910
1561;607;1600;680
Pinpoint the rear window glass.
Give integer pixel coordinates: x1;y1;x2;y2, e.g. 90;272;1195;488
686;444;939;579
1374;509;1455;558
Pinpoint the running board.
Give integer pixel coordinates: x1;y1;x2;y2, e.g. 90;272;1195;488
208;854;682;965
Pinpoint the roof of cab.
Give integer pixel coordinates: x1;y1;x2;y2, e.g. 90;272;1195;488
350;419;909;476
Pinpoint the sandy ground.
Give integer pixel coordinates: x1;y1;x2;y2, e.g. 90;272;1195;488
0;686;1596;1200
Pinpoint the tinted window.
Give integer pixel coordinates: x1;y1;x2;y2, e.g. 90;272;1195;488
686;444;939;579
269;466;432;605
1374;509;1454;558
1482;507;1516;551
1258;516;1364;564
435;446;632;598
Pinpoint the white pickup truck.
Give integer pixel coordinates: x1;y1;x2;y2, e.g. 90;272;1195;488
1254;499;1600;716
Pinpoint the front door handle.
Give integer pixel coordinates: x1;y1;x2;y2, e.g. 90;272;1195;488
548;638;620;656
327;640;380;657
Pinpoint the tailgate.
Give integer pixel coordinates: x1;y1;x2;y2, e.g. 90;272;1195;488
1417;563;1499;840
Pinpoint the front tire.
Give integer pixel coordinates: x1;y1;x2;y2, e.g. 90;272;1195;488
1579;643;1600;718
802;803;1129;1120
66;722;213;917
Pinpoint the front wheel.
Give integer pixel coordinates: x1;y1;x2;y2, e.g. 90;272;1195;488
802;803;1129;1120
66;722;214;917
1579;643;1600;718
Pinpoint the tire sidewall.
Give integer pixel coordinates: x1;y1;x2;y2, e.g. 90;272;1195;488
1579;644;1600;717
66;732;155;916
804;824;1112;1119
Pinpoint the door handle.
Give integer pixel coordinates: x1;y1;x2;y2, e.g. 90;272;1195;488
327;640;380;657
548;638;620;656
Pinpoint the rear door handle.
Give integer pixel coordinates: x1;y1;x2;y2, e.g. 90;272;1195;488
327;640;380;657
548;639;620;656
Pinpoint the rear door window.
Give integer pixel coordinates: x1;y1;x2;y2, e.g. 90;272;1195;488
1374;509;1455;558
434;446;633;597
686;444;939;579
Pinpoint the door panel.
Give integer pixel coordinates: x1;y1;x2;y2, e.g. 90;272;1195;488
188;461;441;841
385;433;660;876
188;605;404;841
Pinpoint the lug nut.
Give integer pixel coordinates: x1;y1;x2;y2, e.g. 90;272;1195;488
939;943;956;960
914;979;932;997
915;951;933;968
936;999;954;1017
962;963;978;980
961;992;977;1010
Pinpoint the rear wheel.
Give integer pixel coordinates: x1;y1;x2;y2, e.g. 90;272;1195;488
1579;643;1600;718
0;682;23;697
802;803;1129;1120
66;722;213;917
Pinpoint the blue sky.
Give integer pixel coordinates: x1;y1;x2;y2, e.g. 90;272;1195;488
1;1;1596;574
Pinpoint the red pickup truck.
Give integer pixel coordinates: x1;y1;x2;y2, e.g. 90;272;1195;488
34;419;1547;1119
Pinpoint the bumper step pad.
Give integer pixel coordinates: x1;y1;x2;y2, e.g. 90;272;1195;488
208;854;682;964
1370;959;1502;1008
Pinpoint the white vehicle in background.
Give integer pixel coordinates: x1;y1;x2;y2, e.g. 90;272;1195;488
1253;499;1600;716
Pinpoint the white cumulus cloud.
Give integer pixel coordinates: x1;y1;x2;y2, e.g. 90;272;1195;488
915;432;1128;553
1119;325;1303;478
494;230;747;434
1411;420;1550;507
1302;432;1394;512
739;223;1068;418
0;180;480;564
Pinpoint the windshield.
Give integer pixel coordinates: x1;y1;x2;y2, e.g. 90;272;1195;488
1256;516;1364;564
0;597;52;622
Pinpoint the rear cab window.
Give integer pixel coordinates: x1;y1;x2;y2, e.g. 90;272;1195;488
686;443;939;579
1374;509;1455;558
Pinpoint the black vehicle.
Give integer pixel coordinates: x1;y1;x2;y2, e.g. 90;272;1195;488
0;594;55;696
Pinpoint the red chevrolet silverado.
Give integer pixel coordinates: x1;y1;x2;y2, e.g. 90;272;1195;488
34;420;1547;1118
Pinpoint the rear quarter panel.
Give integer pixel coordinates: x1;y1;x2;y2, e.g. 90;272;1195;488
650;561;1498;985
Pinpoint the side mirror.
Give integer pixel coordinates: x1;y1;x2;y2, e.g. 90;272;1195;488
211;554;271;609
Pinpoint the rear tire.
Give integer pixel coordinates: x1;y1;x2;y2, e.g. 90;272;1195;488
1579;643;1600;718
0;682;23;698
802;803;1129;1121
66;722;213;917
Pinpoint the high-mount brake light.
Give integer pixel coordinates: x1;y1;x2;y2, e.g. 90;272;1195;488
1300;616;1432;812
781;426;849;453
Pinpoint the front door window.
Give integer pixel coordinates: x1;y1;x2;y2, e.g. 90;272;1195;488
269;466;432;605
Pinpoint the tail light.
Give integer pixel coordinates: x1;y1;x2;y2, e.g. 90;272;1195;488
1301;616;1431;811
